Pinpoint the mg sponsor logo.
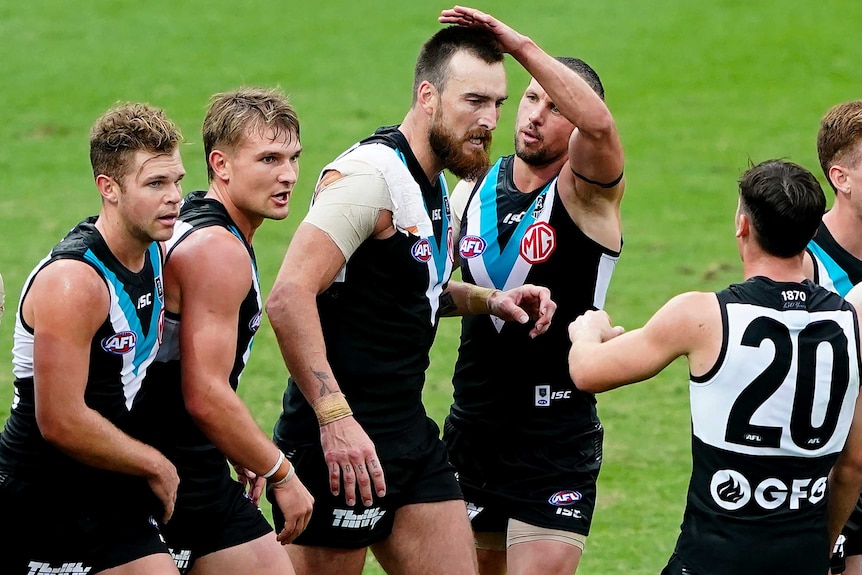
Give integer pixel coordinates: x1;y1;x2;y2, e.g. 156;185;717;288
332;507;387;529
520;222;556;264
710;469;827;511
249;311;262;332
548;490;582;507
459;235;487;259
411;238;432;262
101;331;137;355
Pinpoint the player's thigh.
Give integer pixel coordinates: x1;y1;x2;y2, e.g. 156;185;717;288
100;552;179;575
286;544;367;575
188;533;295;575
476;548;507;575
846;554;862;575
507;538;582;575
372;500;478;575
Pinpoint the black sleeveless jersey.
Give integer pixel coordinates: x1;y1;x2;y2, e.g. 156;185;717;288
0;218;164;512
447;155;621;440
273;126;452;459
132;191;262;502
676;277;860;575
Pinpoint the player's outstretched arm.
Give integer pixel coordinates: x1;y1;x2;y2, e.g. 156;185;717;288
441;281;556;339
568;292;718;392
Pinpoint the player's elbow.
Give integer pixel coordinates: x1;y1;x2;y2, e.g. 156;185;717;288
265;280;305;328
581;107;616;140
36;407;81;447
569;362;603;393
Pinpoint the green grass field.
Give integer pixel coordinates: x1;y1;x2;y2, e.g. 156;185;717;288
2;1;861;572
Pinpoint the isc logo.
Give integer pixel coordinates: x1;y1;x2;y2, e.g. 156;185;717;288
548;490;582;507
520;222;556;264
411;239;433;262
102;331;137;355
459;235;487;259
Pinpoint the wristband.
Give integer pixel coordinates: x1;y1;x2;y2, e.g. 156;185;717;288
466;285;499;315
262;451;285;479
270;461;296;487
312;392;353;426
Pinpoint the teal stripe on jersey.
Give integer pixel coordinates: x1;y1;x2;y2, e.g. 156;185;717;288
83;248;155;378
395;148;451;290
809;242;853;296
476;159;552;289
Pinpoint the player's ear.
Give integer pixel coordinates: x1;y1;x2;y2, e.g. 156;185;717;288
829;164;850;195
735;211;749;239
417;80;439;117
209;149;229;183
96;174;119;204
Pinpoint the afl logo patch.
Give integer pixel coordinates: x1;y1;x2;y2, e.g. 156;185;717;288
411;238;433;262
102;331;137;355
548;490;582;507
520;222;556;264
459;235;487;259
249;311;263;333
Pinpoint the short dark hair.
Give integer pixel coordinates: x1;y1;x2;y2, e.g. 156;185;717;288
412;25;504;105
738;159;825;258
89;102;182;181
203;87;300;181
816;100;862;192
556;57;605;100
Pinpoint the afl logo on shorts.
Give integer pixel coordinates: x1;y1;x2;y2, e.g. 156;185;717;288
102;331;137;355
459;235;487;259
411;238;433;262
548;490;582;507
249;311;262;333
520;222;556;264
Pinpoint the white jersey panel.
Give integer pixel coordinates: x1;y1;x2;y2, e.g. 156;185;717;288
691;302;859;457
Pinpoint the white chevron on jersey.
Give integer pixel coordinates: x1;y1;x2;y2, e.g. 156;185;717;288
462;177;557;332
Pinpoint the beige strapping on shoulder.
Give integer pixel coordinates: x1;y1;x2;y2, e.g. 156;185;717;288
304;160;394;260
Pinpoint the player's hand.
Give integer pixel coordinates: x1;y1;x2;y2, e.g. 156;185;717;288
489;284;556;338
439;6;525;55
147;454;180;524
319;416;386;506
233;464;266;506
568;310;625;344
272;472;315;544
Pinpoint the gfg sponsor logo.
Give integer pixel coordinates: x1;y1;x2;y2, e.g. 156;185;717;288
459;235;487;259
548;490;582;507
101;331;136;355
710;469;827;511
411;239;432;262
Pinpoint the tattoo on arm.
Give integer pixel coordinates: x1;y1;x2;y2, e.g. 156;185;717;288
439;292;457;316
313;370;333;397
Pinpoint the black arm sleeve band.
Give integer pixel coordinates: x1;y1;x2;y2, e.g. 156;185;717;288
571;168;624;189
